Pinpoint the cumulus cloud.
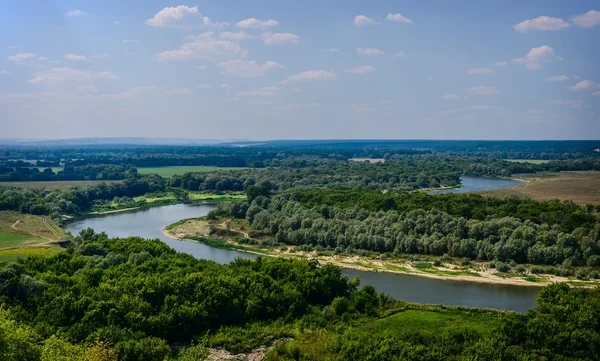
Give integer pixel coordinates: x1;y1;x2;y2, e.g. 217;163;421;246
442;94;460;100
547;75;570;82
235;18;278;29
466;85;501;95
66;10;87;17
514;16;570;32
494;61;508;66
64;54;88;61
194;65;208;70
513;45;555;70
437;108;467;116
76;85;99;93
546;99;584;108
198;84;212;89
119;39;137;44
220;31;254;40
593;91;600;96
261;32;300;45
345;65;376;74
318;48;340;52
145;6;226;29
354;15;376;26
167;88;194;95
467;68;492;75
286;70;337;82
236;90;277;97
357;47;383;55
568;80;600;91
27;68;118;85
218;60;284;77
572;10;600;28
221;83;232;89
6;52;36;62
395;51;406;58
386;13;413;23
0;70;9;75
157;32;247;61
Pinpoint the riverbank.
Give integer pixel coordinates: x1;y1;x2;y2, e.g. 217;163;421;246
162;222;580;288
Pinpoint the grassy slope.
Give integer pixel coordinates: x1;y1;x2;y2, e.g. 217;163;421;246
503;159;550;164
137;166;248;177
0;211;68;261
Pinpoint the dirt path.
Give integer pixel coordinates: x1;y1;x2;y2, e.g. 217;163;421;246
43;218;62;240
10;216;27;230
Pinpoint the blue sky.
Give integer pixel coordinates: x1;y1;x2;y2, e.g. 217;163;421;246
1;0;599;140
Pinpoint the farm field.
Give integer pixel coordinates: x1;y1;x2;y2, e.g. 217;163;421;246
0;180;115;189
137;166;249;177
504;159;550;164
478;171;600;205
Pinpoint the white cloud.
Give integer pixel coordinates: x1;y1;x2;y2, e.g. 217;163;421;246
38;57;48;61
236;90;277;97
157;32;247;61
235;18;278;29
114;21;120;25
357;47;383;55
442;94;460;100
195;65;208;70
494;61;507;66
395;51;406;58
386;13;413;23
345;65;376;74
574;75;581;79
8;46;18;49
380;100;390;104
593;91;600;96
218;59;284;77
92;53;108;59
513;45;554;70
27;68;118;85
466;85;501;95
66;10;87;17
467;67;492;75
145;6;226;29
64;54;88;61
354;15;376;26
514;16;570;32
572;10;600;28
0;70;9;75
221;83;232;89
319;48;340;52
220;31;254;40
547;75;570;82
558;56;565;62
198;84;212;89
261;32;300;45
6;52;36;62
120;39;138;44
470;104;499;110
77;85;98;93
437;108;467;116
546;99;584;108
261;86;280;91
568;80;600;91
167;88;194;95
287;70;337;82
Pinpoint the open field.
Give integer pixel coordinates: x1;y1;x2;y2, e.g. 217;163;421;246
0;180;114;189
137;166;249;177
504;159;550;164
478;171;600;205
188;191;247;202
349;158;385;163
0;211;68;260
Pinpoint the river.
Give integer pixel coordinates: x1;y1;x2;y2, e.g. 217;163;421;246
428;176;523;194
65;202;540;312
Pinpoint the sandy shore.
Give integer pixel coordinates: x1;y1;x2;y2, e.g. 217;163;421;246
162;227;557;287
89;207;140;215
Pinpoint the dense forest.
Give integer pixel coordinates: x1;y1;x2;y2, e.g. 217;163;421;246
0;164;136;182
212;191;600;268
1;235;599;361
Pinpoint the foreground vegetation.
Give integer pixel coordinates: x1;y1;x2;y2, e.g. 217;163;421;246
0;235;599;361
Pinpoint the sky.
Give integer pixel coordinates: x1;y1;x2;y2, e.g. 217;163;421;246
1;0;599;140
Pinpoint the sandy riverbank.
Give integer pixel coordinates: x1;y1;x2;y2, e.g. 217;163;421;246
162;227;560;287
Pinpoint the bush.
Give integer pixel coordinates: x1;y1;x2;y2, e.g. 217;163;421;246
496;262;511;273
433;259;442;267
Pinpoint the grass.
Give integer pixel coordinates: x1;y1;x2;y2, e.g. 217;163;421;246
137;166;249;178
0;231;43;248
0;211;68;254
0;246;63;262
504;159;550;164
188;192;247;202
0;180;115;190
478;171;600;205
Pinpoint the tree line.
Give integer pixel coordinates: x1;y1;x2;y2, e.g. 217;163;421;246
0;164;136;182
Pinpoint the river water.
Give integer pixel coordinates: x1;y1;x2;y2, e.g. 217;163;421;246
428;176;523;194
65;201;540;312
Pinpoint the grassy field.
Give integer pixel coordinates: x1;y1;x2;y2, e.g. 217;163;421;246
0;180;114;189
504;159;550;164
479;171;600;205
188;191;247;202
0;211;68;261
137;166;248;177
